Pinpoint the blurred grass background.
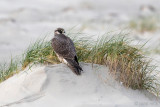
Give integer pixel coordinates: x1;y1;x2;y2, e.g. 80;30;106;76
0;0;160;63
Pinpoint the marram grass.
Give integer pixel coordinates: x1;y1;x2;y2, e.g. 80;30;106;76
0;32;159;96
0;58;18;82
129;16;159;33
21;38;59;69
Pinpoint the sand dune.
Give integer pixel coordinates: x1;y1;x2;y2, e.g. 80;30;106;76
0;63;159;107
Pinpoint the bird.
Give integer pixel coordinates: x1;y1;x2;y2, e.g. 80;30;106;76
51;28;83;75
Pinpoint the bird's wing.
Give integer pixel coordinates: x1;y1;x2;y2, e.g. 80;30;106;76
52;35;82;75
65;58;82;75
51;36;76;59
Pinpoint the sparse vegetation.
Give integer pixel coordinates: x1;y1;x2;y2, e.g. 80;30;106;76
0;32;159;96
153;48;160;54
129;16;159;33
145;46;160;55
21;38;59;69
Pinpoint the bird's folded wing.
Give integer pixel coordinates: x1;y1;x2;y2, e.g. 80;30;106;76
51;38;76;59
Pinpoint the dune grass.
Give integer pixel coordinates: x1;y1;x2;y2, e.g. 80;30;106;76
152;48;160;54
129;16;159;33
0;59;19;82
21;38;59;69
0;32;159;96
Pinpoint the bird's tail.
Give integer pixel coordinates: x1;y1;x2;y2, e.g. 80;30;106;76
65;58;83;75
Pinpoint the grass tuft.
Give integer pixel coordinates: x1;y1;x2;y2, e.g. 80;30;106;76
21;37;60;70
129;16;159;33
0;58;19;82
86;33;159;95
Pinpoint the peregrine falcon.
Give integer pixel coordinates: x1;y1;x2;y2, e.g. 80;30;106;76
51;28;83;75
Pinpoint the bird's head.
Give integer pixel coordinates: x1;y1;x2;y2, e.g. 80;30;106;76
54;28;65;35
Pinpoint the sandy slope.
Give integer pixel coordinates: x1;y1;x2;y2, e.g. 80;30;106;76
0;63;159;107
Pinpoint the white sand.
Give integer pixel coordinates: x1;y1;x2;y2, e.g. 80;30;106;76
0;63;159;107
